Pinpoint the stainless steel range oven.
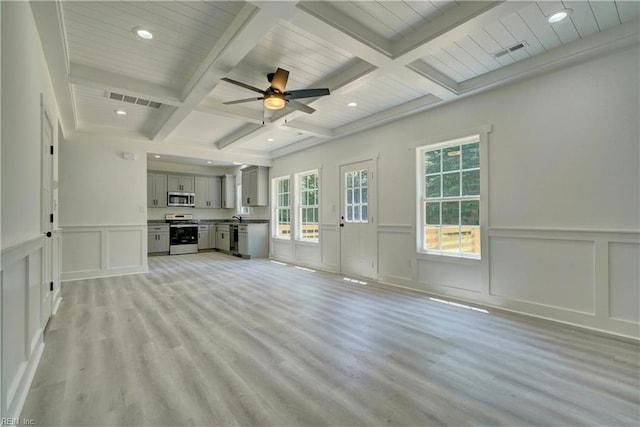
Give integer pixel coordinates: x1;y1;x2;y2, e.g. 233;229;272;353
166;214;198;255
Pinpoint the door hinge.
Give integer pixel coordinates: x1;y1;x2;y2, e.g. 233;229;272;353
50;213;54;223
50;281;54;291
50;145;54;155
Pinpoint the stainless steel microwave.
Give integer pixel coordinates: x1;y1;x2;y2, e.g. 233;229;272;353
167;192;195;207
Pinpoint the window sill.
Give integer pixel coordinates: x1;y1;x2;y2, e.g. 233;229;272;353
417;251;481;265
294;239;319;246
272;236;291;241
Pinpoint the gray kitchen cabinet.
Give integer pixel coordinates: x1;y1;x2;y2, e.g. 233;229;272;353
198;225;210;250
148;225;169;253
167;174;195;192
221;174;236;209
147;173;167;208
195;176;221;208
209;227;218;249
216;224;231;252
237;223;268;258
241;166;268;206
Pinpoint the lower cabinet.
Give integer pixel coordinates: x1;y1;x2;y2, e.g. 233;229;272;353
198;225;211;250
216;224;231;252
148;225;170;253
237;223;268;258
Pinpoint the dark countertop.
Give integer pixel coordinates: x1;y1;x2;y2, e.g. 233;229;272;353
148;219;269;225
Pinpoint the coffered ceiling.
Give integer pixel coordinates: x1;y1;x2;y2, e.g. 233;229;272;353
32;1;639;165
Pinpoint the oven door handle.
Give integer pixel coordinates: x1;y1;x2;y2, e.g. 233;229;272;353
170;224;198;228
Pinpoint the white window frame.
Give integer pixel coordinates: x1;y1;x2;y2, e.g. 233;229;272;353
272;176;291;239
295;170;319;243
417;134;483;259
344;169;369;224
236;183;251;216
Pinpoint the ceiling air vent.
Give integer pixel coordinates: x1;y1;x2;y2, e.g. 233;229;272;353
106;91;162;109
492;41;527;59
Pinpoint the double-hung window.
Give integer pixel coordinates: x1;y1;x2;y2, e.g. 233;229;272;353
297;171;319;242
274;177;291;238
420;135;481;258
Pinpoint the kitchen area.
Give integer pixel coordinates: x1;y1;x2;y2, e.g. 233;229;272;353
147;157;270;259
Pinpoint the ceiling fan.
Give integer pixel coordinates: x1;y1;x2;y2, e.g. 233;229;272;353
221;68;330;114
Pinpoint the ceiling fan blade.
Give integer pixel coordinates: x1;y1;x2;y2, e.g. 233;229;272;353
220;77;265;94
223;97;263;105
285;88;330;100
270;68;289;93
287;100;316;114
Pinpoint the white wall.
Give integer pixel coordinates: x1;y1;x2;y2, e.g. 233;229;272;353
270;45;640;339
59;134;149;280
1;2;61;419
60;135;148;226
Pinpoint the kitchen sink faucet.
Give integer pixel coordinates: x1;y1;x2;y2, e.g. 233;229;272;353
232;215;243;223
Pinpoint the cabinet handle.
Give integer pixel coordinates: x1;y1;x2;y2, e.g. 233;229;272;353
223;201;226;207
247;197;250;204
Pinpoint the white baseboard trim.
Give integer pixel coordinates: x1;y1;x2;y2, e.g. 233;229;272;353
6;340;45;419
61;265;149;282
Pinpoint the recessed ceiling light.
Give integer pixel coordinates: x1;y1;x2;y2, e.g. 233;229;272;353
114;109;127;115
348;102;357;107
547;9;572;24
233;162;243;165
207;161;212;164
133;27;153;40
267;138;274;142
154;155;160;159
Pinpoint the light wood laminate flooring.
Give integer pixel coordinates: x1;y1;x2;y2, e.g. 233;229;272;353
22;252;640;426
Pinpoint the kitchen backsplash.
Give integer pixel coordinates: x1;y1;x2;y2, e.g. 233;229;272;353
147;206;270;221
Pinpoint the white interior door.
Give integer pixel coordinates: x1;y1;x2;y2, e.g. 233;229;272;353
41;108;54;325
339;159;377;279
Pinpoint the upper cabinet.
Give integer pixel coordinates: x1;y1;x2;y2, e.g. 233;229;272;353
222;174;236;209
147;173;167;208
167;174;195;193
195;176;221;208
241;166;269;206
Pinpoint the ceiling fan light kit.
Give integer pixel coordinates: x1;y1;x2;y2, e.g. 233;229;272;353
221;67;330;115
264;94;286;110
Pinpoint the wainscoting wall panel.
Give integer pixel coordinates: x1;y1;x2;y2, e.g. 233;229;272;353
417;258;482;293
378;225;414;284
294;242;321;267
61;230;101;273
61;225;148;281
107;229;143;269
271;238;293;260
320;224;339;273
609;242;640;323
1;236;48;418
489;237;595;313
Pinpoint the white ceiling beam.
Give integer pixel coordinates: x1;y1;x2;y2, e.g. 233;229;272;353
295;1;393;57
216;1;510;150
68;63;182;107
458;19;640;94
407;61;460;95
216;123;265;150
334;94;441;138
393;1;517;61
30;0;76;136
282;121;333;138
196;98;264;125
151;2;300;142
